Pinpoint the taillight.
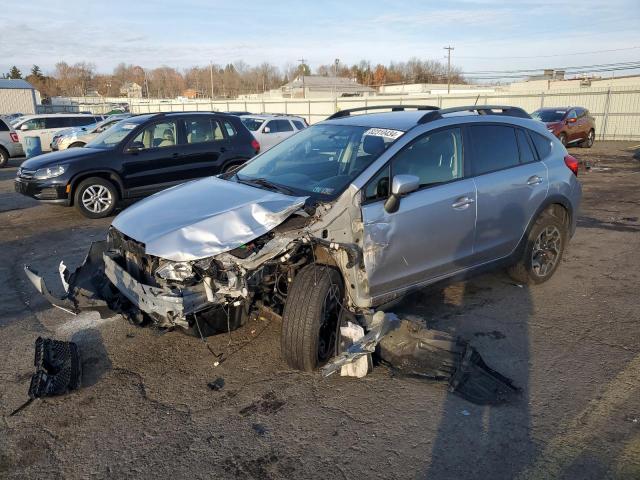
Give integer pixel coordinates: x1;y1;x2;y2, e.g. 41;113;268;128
251;139;260;153
10;132;19;142
564;154;579;176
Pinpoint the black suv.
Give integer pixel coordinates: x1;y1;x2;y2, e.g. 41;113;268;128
15;112;260;218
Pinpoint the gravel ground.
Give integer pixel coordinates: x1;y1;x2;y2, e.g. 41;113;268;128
1;141;639;479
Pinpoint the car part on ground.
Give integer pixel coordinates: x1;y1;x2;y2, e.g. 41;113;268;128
29;337;81;399
322;313;519;405
25;105;581;377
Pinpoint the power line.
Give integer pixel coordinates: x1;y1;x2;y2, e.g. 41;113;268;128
463;60;640;75
456;46;640;60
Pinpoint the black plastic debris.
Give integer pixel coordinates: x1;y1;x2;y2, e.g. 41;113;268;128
379;320;518;405
28;336;81;399
207;377;225;391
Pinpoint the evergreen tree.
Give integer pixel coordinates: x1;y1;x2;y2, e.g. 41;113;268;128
8;66;22;79
31;65;43;79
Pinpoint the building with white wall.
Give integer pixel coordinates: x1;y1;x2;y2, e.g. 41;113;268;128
0;79;40;114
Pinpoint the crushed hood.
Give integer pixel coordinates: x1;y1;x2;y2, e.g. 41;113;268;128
112;176;307;262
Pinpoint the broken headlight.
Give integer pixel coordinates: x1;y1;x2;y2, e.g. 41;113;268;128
155;261;195;282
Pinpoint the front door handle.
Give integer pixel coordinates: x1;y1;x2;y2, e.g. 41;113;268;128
452;196;475;209
527;175;543;186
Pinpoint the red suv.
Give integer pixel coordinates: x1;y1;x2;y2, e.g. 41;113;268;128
532;107;595;148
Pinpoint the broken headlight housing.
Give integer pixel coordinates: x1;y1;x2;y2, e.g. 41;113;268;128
155;261;195;283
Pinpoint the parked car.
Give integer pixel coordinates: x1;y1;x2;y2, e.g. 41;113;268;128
15;112;260;218
52;114;132;150
0;117;24;167
26;105;581;372
531;107;595;148
13;114;104;152
240;114;308;151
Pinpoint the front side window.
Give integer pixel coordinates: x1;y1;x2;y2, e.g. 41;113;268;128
86;120;143;149
236;124;402;200
469;125;519;175
132;121;178;149
392;128;463;187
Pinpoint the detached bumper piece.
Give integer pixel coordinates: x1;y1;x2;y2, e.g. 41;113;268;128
29;337;81;398
379;320;519;405
323;314;519;405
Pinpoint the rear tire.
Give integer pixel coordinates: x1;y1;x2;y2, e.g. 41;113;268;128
74;177;118;219
0;147;8;168
281;264;344;372
580;129;595;148
507;211;567;285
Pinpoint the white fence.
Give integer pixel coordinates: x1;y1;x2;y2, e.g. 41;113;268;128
47;88;640;140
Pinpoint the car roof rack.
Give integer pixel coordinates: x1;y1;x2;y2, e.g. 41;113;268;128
418;105;531;124
326;104;440;120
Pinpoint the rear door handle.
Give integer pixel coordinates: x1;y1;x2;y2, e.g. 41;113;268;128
527;175;543;186
452;196;475;209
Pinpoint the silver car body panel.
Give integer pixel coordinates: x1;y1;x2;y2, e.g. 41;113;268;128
112;176;308;262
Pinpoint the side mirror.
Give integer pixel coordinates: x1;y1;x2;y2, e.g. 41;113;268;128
20;124;29;131
126;141;145;153
263;126;271;133
567;117;577;124
384;174;420;213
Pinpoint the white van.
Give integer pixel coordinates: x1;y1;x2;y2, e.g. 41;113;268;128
13;114;103;152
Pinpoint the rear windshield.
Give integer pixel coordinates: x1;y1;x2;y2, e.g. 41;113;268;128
241;117;265;131
532;110;566;122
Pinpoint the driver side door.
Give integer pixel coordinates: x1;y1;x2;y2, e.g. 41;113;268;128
360;127;477;299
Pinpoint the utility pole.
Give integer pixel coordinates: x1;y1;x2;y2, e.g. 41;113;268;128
444;45;454;94
209;61;214;99
298;57;307;99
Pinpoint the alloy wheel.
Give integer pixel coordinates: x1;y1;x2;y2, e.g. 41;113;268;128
81;184;113;214
531;226;562;277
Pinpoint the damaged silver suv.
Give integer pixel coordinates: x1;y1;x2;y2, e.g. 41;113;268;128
26;105;582;372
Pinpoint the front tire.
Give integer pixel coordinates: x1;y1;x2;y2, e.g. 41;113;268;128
281;265;344;372
580;129;595;148
507;212;567;284
74;177;118;219
68;142;86;148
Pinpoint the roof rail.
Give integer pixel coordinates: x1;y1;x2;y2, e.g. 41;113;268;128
418;105;531;124
327;104;439;120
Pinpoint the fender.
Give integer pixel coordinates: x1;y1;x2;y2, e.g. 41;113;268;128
69;169;125;200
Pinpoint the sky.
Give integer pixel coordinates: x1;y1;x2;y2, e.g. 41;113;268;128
1;0;639;81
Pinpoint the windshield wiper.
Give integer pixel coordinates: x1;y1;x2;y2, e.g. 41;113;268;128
237;177;296;195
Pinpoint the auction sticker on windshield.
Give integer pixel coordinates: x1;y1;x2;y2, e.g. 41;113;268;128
364;128;404;139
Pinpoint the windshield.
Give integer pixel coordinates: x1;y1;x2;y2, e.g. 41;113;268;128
86;120;140;149
241;117;265;131
532;110;566;122
235;124;403;199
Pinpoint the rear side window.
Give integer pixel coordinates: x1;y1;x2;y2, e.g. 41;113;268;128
185;118;224;144
530;131;552;159
469;125;519;175
292;120;306;130
516;129;536;164
223;120;237;137
0;119;8;131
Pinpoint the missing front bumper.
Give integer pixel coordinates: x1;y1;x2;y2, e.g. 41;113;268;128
24;241;212;327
